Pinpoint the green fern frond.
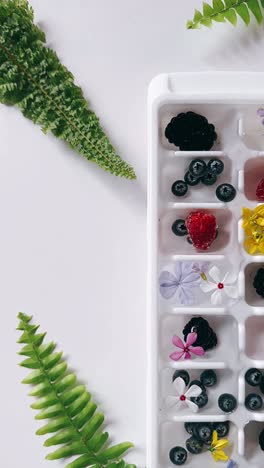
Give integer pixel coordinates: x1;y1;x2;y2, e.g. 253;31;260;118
187;0;264;28
0;0;136;179
17;313;136;468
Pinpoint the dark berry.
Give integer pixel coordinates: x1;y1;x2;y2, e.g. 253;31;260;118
200;370;217;388
184;422;197;436
183;317;217;351
245;393;263;411
260;375;264;395
187;236;193;245
169;446;187;465
172;219;188;237
216;183;236;202
184;171;201;186
259;429;264;450
195;423;213;443
218;393;237;413
171;180;188;197
189;159;207;178
245;368;262;387
191;392;208;409
213;421;230;438
253;268;264;298
207;158;224;175
189;380;206;392
165;112;217;151
173;370;190;386
186;436;203;455
201;171;218;186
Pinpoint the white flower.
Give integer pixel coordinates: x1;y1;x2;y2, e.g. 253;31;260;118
166;377;202;413
200;266;238;305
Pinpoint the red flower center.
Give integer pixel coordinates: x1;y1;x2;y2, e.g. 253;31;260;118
180;395;186;401
218;282;224;289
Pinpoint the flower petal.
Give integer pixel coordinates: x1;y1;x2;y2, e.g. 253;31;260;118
184;351;192;360
211;450;219;462
214;438;229;450
209;265;221;283
225;285;239;299
186;332;197;347
185;385;202;398
185;398;200;413
212;430;218;446
173;377;186;396
166;396;180;409
211;289;222;305
177;285;195;306
172;335;184;349
200;281;216;293
214;450;229;461
174;262;183;281
159;271;177;299
181;272;201;284
170;351;185;361
189;346;205;356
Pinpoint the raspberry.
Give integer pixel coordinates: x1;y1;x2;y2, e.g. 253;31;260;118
256;178;264;201
185;211;217;250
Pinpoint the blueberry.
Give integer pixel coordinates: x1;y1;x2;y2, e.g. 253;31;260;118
191;392;208;409
259;428;264;450
213;421;230;438
184;171;201;186
169;446;187;465
184;422;197;436
171;180;188;197
201;171;218;186
186;436;203;455
260;375;264;395
172;219;188;237
173;370;190;386
189;380;206;392
216;183;236;202
218;393;237;413
187;236;193;245
195;423;213;443
245;368;262;387
189;159;207;178
200;370;217;388
207;159;224;175
245;393;263;411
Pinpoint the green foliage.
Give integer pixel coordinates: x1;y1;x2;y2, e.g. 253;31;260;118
0;0;136;179
17;313;136;468
187;0;264;28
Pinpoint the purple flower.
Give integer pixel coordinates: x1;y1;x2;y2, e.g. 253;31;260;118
227;461;237;468
159;262;209;305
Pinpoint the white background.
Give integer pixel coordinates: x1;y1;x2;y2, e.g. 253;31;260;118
2;1;264;467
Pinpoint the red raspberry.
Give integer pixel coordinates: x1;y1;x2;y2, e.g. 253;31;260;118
256;178;264;201
186;211;217;251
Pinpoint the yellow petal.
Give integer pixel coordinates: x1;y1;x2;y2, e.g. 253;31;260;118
256;217;264;226
214;450;229;461
214;438;229;450
242;207;253;218
212;430;218;446
255;204;264;214
211;450;219;462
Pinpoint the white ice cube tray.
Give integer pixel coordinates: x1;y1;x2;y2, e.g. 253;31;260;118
147;72;264;468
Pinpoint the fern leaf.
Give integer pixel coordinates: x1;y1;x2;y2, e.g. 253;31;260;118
17;313;135;468
187;0;264;28
0;0;136;179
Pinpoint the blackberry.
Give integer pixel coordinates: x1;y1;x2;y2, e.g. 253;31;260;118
189;159;207;178
218;393;237;413
200;370;217;388
184;171;201;186
171;180;188;197
213;421;230;438
201;171;217;186
245;393;263;411
245;368;262;387
172;370;190;386
186;436;203;455
165;112;217;151
216;183;236;202
172;219;188;237
207;158;224;175
169;446;187;465
183;317;217;351
253;268;264;298
259;429;264;451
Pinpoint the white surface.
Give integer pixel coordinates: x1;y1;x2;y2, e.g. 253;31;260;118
2;2;264;467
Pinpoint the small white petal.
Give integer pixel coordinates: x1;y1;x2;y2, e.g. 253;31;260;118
185;399;200;413
208;265;221;283
173;377;186;396
222;270;237;284
200;281;216;293
211;289;223;305
166;396;180;409
225;285;239;299
185;385;202;398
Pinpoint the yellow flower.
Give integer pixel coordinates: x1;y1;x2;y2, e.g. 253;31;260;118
242;205;264;254
209;430;229;462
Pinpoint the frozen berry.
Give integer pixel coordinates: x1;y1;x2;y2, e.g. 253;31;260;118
165;112;217;151
218;393;237;413
253;269;264;298
245;393;263;411
184;171;201;186
216;183;236;202
173;370;190;386
172;219;188;237
169;446;187;465
256;178;264;201
245;368;262;387
200;370;217;388
183;317;217;351
207;158;224;175
171;180;188;197
189;159;207;178
260;375;264;395
184;422;197;436
189;380;206;392
213;421;230;438
259;428;264;450
186;436;203;454
185;211;217;251
201;171;217;186
195;423;213;443
191;392;208;409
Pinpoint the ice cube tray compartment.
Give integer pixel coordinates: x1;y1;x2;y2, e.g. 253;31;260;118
148;73;264;468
